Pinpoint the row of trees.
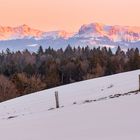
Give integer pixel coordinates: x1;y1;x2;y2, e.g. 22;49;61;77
0;45;140;102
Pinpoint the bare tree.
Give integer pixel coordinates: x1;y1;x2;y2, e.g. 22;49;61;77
0;75;17;102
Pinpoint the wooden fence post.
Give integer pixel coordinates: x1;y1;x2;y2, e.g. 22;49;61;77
139;75;140;91
55;91;59;108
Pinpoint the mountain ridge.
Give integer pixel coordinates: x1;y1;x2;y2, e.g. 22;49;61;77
0;24;74;40
0;23;140;41
0;23;139;51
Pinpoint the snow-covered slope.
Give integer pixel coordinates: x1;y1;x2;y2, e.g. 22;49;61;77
0;70;140;140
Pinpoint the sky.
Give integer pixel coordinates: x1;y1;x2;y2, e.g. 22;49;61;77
0;0;139;32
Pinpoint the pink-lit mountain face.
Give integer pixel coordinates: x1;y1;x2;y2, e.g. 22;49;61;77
0;24;43;40
0;23;139;51
78;23;140;42
0;24;73;40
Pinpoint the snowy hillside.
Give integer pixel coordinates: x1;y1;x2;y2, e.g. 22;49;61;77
0;70;140;140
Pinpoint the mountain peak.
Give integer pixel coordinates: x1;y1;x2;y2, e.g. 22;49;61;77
20;24;30;28
78;22;106;37
78;22;140;42
0;23;139;50
0;24;44;40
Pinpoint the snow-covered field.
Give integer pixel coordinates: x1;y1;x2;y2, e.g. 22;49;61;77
0;70;140;140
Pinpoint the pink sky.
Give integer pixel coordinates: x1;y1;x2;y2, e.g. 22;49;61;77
0;0;139;32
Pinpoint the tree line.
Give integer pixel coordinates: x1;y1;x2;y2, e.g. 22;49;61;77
0;45;140;102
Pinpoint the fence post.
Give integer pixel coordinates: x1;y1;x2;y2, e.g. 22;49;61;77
55;91;59;108
139;75;140;91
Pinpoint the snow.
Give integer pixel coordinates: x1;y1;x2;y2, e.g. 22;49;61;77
78;23;140;41
0;23;140;43
0;23;140;50
27;44;39;47
0;70;140;140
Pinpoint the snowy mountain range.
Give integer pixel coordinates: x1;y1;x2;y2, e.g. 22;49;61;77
0;23;140;51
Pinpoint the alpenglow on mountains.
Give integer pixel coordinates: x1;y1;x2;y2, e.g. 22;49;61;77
0;23;140;51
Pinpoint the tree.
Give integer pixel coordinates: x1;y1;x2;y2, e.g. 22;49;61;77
37;46;44;55
12;73;46;95
23;63;36;75
116;46;121;55
0;75;17;102
128;48;140;70
44;61;60;88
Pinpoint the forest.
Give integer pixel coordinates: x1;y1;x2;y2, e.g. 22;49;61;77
0;45;140;102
